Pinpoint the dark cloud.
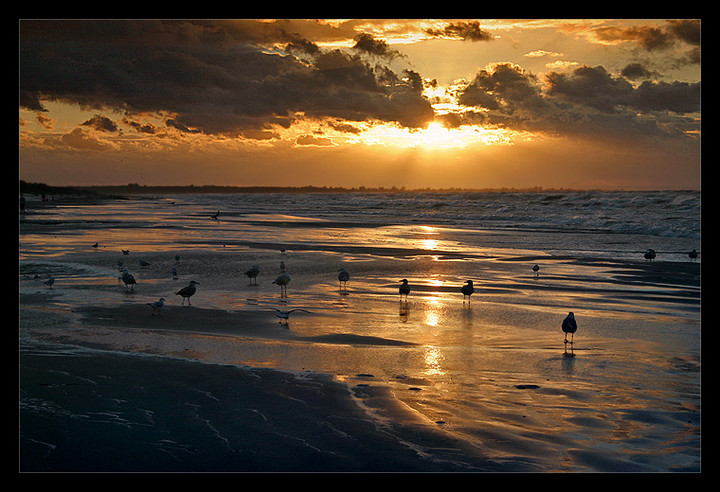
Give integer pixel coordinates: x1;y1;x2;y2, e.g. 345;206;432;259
352;33;401;59
82;114;119;132
453;62;699;143
546;65;700;114
425;21;493;41
620;62;656;80
19;20;434;135
458;63;546;112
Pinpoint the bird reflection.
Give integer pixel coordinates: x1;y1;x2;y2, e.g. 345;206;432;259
399;300;410;320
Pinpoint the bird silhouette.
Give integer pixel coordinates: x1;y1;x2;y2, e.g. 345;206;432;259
176;281;199;305
461;280;474;302
688;249;698;261
146;297;166;316
273;272;292;297
273;308;310;325
338;268;350;290
533;264;540;277
121;269;137;292
399;279;410;299
245;264;260;284
644;249;656;261
44;277;55;289
562;312;577;344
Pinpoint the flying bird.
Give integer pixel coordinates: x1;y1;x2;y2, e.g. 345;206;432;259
245;264;260;284
562;312;577;344
461;280;474;302
273;308;311;325
121;269;137;292
273;272;292;297
176;280;199;305
399;279;410;299
147;297;166;316
338;268;350;289
644;249;656;261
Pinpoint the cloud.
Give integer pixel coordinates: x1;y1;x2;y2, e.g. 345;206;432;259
425;21;494;41
19;20;435;136
452;62;699;144
82;114;119;132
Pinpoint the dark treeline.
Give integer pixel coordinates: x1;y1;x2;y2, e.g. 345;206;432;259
21;180;584;197
43;183;558;195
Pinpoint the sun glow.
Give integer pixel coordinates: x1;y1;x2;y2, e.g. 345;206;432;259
351;121;514;150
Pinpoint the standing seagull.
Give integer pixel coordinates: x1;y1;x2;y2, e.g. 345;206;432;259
176;280;199;306
644;249;656;261
273;308;311;325
44;276;55;289
338;268;350;290
210;210;220;221
121;269;137;292
562;312;578;344
688;249;698;261
273;272;292;297
146;298;166;316
533;264;540;277
245;264;260;284
461;280;474;302
399;279;411;299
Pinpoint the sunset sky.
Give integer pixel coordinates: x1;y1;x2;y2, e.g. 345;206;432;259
19;19;701;190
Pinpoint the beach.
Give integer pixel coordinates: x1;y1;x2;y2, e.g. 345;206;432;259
19;191;701;473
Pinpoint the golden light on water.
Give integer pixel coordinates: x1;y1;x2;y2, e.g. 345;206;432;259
423;346;445;376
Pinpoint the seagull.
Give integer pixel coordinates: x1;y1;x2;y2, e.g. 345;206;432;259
175;254;181;263
146;297;166;316
210;210;220;221
92;242;99;249
338;268;350;289
176;281;199;305
562;312;578;344
122;250;130;255
273;308;311;325
461;279;474;302
273;272;292;297
44;277;55;289
121;269;137;292
280;260;285;271
399;279;410;299
245;264;260;284
688;249;698;261
171;267;178;280
533;264;540;277
139;259;151;268
644;249;656;261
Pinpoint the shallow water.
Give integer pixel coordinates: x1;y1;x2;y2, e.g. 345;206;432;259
19;191;701;472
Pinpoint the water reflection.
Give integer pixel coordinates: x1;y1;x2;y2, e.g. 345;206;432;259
424;298;441;327
423;346;445;376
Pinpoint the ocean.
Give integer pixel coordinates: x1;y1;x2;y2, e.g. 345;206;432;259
19;189;701;472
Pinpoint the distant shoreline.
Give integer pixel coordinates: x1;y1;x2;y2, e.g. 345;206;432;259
19;181;695;197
